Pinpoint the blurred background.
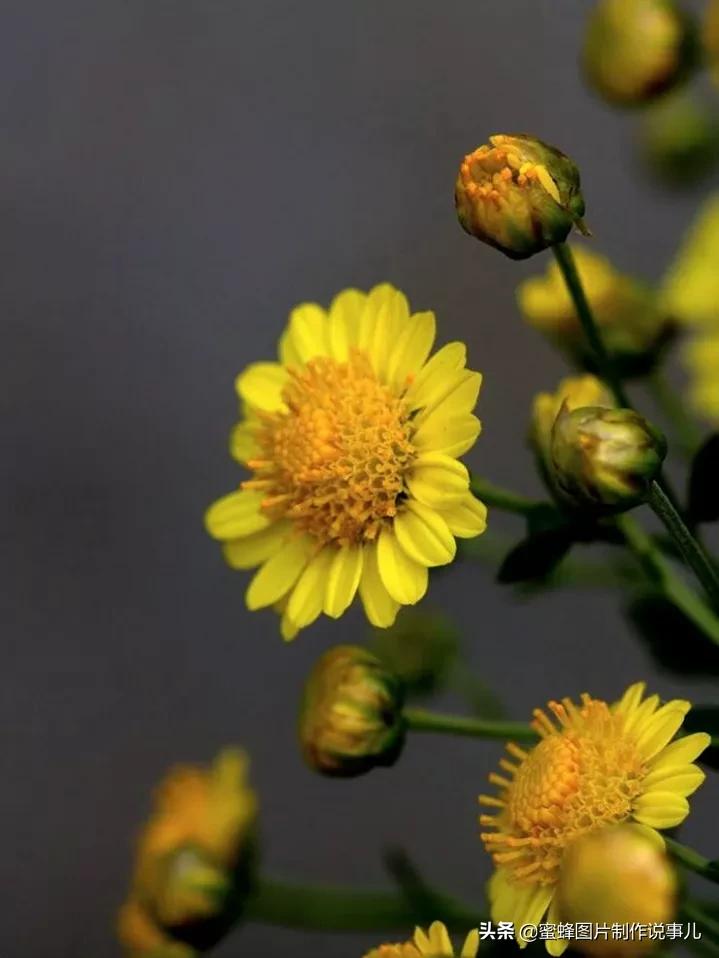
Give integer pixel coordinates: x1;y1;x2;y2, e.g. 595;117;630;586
1;1;717;955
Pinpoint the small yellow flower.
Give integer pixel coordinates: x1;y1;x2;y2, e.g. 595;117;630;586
118;750;257;956
364;922;479;958
205;284;486;639
518;245;671;374
480;682;709;955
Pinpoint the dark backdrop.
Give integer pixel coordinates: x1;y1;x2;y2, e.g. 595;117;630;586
1;2;716;956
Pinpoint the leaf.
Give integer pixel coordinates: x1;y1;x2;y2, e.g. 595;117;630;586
497;527;574;584
683;706;719;770
688;434;719;523
626;594;719;678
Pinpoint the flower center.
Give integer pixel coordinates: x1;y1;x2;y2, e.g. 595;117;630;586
246;351;415;546
480;696;646;887
459;136;561;208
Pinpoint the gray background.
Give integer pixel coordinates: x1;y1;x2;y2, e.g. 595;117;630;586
1;1;716;956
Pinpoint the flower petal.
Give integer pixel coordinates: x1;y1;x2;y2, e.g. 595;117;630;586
229;421;259;464
437;493;488;538
413;412;482;458
246;536;312;610
414;370;482;425
394;500;456;567
614;681;647;718
287;547;335;629
387;310;436;391
404;341;466;409
641;763;706;797
406;452;469;508
284;303;329;363
633;790;690;828
205;490;270;540
235;362;289;412
324;544;364;618
461;929;480;958
328;288;366;360
376;525;428;605
635;700;691;761
222;520;291;569
358;540;401;627
647;732;711;773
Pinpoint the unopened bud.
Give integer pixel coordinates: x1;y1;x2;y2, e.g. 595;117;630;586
583;0;697;107
551;406;667;512
556;825;678;955
146;846;231;930
455;134;586;260
640;92;719;187
299;645;406;777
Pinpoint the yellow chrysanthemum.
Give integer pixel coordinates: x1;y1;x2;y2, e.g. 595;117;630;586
118;750;257;957
364;921;479;958
205;284;487;639
479;682;709;956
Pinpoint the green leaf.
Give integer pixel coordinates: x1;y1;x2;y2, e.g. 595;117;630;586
683;706;719;770
626;594;719;678
688;434;719;523
497;527;574;584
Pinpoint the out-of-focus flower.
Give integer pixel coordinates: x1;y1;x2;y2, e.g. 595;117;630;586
455;135;586;260
518;245;672;375
480;682;709;954
556;825;678;956
364;921;479;958
118;750;258;956
369;608;458;696
205;284;486;640
685;334;719;421
299;645;405;777
660;193;719;326
640;92;719;187
550;406;667;513
582;0;696;107
529;375;613;489
705;0;719;84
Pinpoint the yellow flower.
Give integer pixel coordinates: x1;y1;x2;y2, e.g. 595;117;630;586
479;682;709;955
364;922;479;958
518;245;671;374
706;0;719;84
118;750;257;956
205;284;486;639
685;333;719;421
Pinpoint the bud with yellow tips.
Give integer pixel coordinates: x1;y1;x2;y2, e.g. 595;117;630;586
299;645;406;777
455;134;587;260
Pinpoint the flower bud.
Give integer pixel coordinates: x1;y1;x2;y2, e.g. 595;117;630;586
640;92;719;187
582;0;697;107
705;0;719;85
556;826;678;956
550;406;667;513
369;609;458;696
299;645;406;777
455;134;586;260
518;245;673;376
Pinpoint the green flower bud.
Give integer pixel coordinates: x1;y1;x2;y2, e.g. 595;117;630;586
148;846;232;929
550;406;667;513
583;0;697;108
455;134;587;260
299;645;406;777
640;92;719;187
369;609;458;696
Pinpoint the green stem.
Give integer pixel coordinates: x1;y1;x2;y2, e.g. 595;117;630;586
647;368;703;458
666;838;719;883
616;514;719;646
552;243;630;407
682;901;719;947
245;878;481;932
404;707;538;743
469;475;545;517
647;481;719;612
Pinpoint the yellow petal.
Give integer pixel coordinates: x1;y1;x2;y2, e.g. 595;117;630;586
376;525;428;605
222;520;291;569
404;341;467;409
641;763;706;797
285;303;329;363
387;310;436;391
394;499;456;567
635;701;691;761
622;693;660;735
287;547;335;628
229;422;259;464
414;370;482;426
358;539;401;627
366;287;410;381
328;288;366;360
413;412;482;458
633;790;690;828
461;929;480;958
406;452;469;508
205;490;270;540
647;732;711;773
437;493;488;538
280;610;300;642
324;544;364;618
614;681;647;718
246;536;312;610
278;327;301;366
235;362;289;412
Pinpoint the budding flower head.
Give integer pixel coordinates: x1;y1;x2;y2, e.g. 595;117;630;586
299;645;406;777
369;609;458;696
551;406;667;513
556;825;678;956
583;0;697;107
518;245;673;376
455;134;586;260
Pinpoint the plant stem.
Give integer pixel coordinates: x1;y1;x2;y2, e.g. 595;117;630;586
616;514;719;646
666;838;719;883
245;878;481;932
682;901;719;947
647;481;719;612
647;368;703;458
469;475;545;517
404;707;538;743
552;243;630;407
